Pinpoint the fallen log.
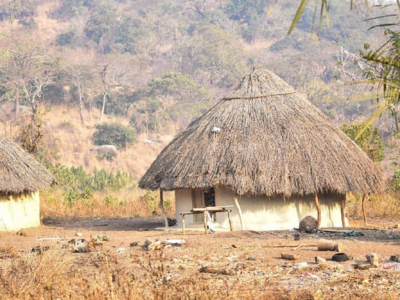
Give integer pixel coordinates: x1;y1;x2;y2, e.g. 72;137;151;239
317;239;343;252
199;266;236;275
281;253;299;260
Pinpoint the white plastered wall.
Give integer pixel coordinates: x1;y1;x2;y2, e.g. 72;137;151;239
0;191;41;231
175;187;348;230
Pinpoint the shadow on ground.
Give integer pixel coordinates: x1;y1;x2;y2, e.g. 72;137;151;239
42;216;165;231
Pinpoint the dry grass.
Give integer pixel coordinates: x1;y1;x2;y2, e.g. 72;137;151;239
40;106;170;179
347;192;400;220
0;242;399;300
40;188;175;218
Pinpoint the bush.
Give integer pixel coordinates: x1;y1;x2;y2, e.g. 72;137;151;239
340;122;384;162
93;123;136;149
392;167;400;191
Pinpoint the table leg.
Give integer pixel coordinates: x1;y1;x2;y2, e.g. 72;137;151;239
228;210;233;231
204;210;208;235
182;214;186;235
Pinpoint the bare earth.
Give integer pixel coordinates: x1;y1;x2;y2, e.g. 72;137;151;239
1;217;400;299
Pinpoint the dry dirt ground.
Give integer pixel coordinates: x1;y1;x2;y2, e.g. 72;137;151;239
1;217;400;299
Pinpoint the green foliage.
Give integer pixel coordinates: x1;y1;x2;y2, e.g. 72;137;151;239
225;0;269;42
46;163;137;205
341;122;384;162
56;31;75;46
84;3;118;51
93;123;136;148
178;25;245;87
392;167;400;191
96;151;117;161
114;15;155;54
148;72;209;100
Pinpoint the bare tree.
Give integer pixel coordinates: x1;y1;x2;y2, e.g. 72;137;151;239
0;33;58;120
98;57;134;123
63;51;95;127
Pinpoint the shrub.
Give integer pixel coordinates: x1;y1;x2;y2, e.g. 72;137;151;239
340;122;384;162
392;167;400;191
93;123;136;149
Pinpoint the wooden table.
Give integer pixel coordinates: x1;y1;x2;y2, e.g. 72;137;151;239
180;206;234;235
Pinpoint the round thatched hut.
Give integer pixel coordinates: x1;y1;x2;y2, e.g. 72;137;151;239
139;69;386;231
0;134;55;231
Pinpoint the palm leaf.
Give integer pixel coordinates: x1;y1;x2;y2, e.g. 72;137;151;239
288;0;310;34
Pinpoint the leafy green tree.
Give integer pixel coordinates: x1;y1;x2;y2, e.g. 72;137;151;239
341;122;384;162
93;123;136;148
147;72;209;100
178;25;245;87
225;0;270;42
114;15;155;55
84;3;118;52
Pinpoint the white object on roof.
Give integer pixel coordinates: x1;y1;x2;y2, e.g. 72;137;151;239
211;126;221;133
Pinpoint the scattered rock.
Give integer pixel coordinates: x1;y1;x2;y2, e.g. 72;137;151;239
32;246;50;254
16;230;28;237
299;216;318;233
93;235;109;242
390;255;400;262
75;233;83;237
294;262;308;269
130;242;139;247
366;253;380;268
0;247;19;259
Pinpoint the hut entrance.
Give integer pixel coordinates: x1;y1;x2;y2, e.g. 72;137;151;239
192;188;216;222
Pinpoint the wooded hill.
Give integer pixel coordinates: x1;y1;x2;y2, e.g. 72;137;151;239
0;0;398;179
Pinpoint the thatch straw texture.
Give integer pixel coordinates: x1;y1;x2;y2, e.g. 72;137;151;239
0;134;55;193
140;69;386;196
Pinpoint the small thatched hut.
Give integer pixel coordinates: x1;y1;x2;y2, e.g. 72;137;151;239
0;134;55;231
139;69;386;230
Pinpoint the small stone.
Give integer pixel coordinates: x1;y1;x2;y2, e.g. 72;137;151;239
130;242;139;247
75;233;83;237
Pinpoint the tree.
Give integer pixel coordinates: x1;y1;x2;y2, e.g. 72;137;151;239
98;56;134;123
341;122;384;162
225;0;270;42
176;24;245;87
287;0;400;136
0;32;58;119
84;3;118;53
62;51;95;126
93;123;136;149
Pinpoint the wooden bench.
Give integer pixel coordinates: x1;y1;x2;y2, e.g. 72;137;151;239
180;206;234;235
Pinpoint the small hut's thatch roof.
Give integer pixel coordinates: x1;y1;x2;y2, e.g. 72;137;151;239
139;69;386;197
0;134;55;194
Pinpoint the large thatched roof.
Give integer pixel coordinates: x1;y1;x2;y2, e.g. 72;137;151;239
0;134;55;194
140;69;386;196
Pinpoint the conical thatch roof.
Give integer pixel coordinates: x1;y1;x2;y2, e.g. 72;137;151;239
140;69;386;197
0;134;55;194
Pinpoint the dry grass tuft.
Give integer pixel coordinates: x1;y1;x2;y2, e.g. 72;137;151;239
40;188;175;218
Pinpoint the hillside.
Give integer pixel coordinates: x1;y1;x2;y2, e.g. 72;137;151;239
0;0;398;181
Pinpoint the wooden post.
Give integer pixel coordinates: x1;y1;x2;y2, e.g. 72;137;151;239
314;194;321;229
204;209;208;235
362;194;368;226
227;210;233;231
234;194;245;230
341;196;346;228
160;190;169;229
182;214;186;235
